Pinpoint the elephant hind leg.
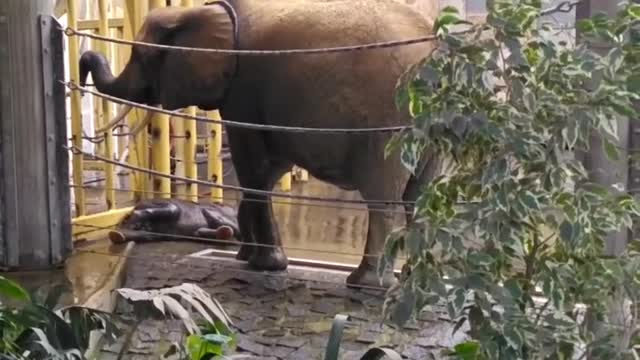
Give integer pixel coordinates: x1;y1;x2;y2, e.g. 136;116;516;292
346;202;399;289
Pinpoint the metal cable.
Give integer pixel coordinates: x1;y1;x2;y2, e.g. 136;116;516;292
73;223;406;262
64;82;410;134
65;145;416;206
70;183;413;215
59;0;580;56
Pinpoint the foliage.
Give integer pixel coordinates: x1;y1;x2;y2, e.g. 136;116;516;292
323;314;403;360
116;283;237;359
385;0;640;359
0;277;236;360
0;275;120;360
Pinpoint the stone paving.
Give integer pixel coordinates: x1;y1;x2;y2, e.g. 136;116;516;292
99;243;468;359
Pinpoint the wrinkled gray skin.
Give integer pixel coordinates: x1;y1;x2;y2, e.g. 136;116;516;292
110;199;240;244
79;0;441;287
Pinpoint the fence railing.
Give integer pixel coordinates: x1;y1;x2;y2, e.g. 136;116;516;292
64;0;308;240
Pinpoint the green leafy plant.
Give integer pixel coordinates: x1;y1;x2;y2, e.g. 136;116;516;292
0;276;120;360
384;0;640;358
1;277;236;360
116;283;236;360
323;314;403;360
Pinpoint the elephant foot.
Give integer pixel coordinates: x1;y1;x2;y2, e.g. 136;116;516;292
248;245;288;271
236;243;254;261
346;262;397;289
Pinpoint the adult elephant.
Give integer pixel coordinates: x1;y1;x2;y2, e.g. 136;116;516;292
79;0;440;287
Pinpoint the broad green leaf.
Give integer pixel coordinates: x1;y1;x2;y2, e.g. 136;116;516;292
440;5;460;14
0;276;31;303
390;290;416;326
602;137;620;161
520;191;539;211
628;4;640;19
503;323;524;350
503;279;522;300
405;227;424;255
187;334;224;359
452;341;481;360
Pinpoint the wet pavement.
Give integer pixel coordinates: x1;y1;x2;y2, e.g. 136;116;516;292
97;242;469;359
70;151;469;359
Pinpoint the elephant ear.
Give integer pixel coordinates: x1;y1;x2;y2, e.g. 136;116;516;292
134;5;236;60
131;4;237;110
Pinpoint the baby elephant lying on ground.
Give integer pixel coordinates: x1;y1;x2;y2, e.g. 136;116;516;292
108;199;240;245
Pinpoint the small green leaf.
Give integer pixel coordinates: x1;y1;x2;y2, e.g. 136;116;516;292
390;290;416;326
522;89;535;112
576;19;595;33
520;191;539;211
559;220;574;244
452;288;466;317
187;334;224;358
405;227;424;255
628;4;640;18
503;323;524;350
440;5;460;14
201;333;233;345
452;341;481;360
503;279;522;300
603;137;620;161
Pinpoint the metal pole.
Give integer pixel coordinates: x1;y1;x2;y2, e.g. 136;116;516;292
576;0;634;354
0;0;72;269
207;110;223;203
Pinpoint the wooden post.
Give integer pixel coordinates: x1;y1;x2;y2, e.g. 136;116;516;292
0;1;72;269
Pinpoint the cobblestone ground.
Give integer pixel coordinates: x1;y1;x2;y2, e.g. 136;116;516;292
99;243;468;359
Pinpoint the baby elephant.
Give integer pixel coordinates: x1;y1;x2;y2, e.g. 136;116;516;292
108;199;240;245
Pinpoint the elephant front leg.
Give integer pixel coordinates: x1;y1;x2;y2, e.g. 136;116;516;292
226;129;290;270
235;199;256;261
242;193;289;271
346;205;398;288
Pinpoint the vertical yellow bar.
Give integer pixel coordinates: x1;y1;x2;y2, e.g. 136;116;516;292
149;0;171;199
136;0;150;200
279;172;292;191
98;0;116;209
184;107;198;202
207;111;223;203
123;0;148;200
113;7;128;163
182;0;198;203
173;114;186;199
67;0;86;216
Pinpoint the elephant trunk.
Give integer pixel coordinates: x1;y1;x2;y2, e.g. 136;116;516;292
79;50;147;104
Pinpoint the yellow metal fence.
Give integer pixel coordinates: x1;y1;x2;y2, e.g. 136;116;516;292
65;0;307;241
